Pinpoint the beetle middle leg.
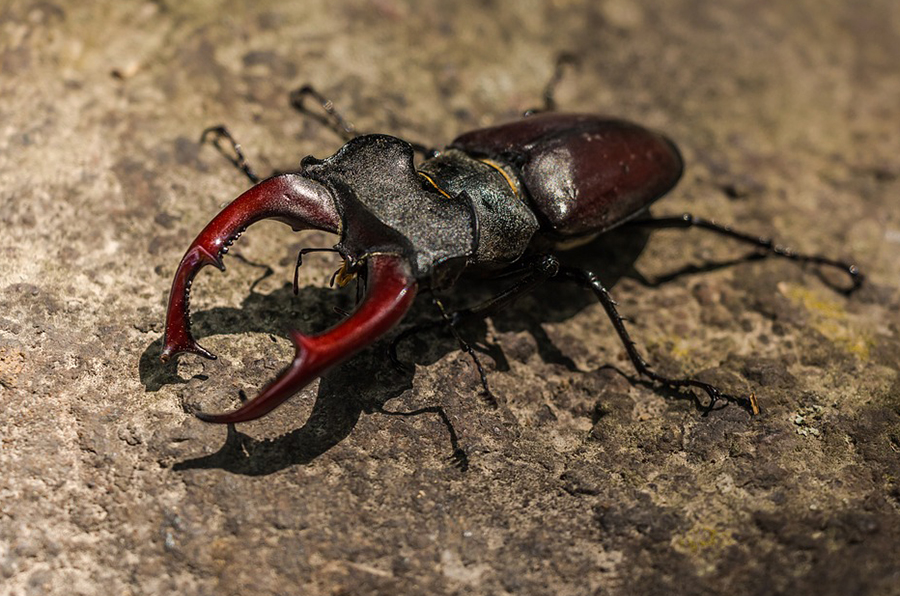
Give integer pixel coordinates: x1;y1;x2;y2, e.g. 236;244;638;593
390;256;561;404
554;265;758;414
625;213;863;294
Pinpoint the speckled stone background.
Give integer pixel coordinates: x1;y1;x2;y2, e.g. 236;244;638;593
2;1;899;594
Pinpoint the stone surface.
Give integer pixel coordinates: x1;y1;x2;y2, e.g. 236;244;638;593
1;1;899;594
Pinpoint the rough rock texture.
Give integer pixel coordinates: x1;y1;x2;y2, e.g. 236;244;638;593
2;1;899;594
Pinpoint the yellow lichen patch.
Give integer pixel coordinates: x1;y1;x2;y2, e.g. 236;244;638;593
779;283;873;360
647;335;696;364
673;525;736;567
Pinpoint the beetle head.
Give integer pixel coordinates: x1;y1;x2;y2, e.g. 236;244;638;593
161;134;479;423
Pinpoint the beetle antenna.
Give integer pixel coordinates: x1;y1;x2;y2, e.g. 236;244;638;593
199;125;262;184
289;85;358;142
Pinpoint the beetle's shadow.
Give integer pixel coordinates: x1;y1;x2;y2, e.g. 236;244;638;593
139;226;766;475
171;342;416;476
139;277;425;475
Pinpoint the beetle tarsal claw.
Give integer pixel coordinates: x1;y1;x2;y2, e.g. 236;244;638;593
191;254;417;424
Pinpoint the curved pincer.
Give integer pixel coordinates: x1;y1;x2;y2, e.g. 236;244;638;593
161;173;341;363
195;254;417;423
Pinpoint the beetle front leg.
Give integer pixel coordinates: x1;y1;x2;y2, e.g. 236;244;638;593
387;295;501;406
555;265;759;415
431;296;499;407
289;85;359;143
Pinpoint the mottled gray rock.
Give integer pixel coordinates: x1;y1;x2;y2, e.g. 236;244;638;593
1;1;899;594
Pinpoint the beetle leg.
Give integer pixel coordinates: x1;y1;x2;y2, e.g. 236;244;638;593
555;265;758;414
389;256;561;404
524;52;579;115
386;298;498;404
625;213;863;294
289;85;359;143
431;297;499;407
195;255;417;423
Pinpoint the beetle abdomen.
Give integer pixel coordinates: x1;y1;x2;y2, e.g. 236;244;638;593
450;114;683;238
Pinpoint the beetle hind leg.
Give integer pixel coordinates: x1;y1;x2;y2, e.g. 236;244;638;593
524;52;579;115
625;213;863;294
556;265;759;415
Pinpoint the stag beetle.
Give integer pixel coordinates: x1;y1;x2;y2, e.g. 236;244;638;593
161;69;861;424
